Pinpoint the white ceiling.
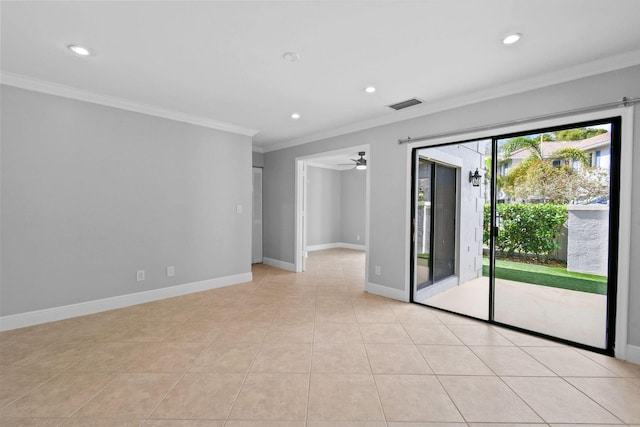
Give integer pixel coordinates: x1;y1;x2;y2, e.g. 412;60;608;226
2;1;640;152
307;151;367;171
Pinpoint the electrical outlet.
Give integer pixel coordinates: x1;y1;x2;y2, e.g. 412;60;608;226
167;266;175;277
357;235;360;241
136;270;145;282
375;265;381;276
236;204;243;214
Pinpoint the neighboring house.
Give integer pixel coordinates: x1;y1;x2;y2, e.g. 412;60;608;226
498;132;611;176
581;132;611;170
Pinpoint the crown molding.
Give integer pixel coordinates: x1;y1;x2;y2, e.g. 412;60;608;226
260;48;640;153
0;72;259;137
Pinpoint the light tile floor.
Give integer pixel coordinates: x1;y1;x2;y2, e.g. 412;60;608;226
1;248;639;426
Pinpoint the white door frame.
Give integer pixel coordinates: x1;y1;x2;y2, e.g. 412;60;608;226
295;144;371;284
252;167;263;264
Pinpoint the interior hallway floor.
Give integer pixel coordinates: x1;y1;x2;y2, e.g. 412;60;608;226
1;248;639;426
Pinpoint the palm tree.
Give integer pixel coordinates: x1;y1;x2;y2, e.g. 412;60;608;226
500;135;592;203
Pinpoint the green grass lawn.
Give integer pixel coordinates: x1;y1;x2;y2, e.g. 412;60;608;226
482;258;607;295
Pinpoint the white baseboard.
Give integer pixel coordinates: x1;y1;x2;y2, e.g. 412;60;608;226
366;282;409;302
306;242;366;252
0;272;252;332
339;242;366;251
626;345;640;364
306;243;339;251
262;257;296;272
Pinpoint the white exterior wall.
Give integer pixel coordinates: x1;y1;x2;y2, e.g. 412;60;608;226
599;147;611;170
416;140;487;289
567;205;609;276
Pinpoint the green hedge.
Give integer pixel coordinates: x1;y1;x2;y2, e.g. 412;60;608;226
483;203;567;262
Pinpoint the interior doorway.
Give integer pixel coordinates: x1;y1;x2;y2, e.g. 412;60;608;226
295;145;370;287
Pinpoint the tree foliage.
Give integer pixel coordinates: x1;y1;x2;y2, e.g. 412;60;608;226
501;159;608;204
549;147;589;167
501;136;544;160
553;127;607;141
499;128;608;203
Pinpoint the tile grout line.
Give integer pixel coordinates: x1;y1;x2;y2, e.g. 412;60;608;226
417;318;473;425
142;283;254;423
62;369;125;421
222;284;275;425
61;339;148;422
142;367;191;421
557;374;627;424
304;276;319;427
358;313;390;425
484;327;623;424
0;369;67;414
437;314;550;424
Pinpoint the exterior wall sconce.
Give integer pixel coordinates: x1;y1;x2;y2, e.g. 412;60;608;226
469;168;482;187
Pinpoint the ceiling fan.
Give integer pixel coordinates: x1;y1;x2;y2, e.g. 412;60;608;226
340;151;367;170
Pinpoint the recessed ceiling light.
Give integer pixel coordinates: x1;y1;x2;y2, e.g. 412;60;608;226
68;45;91;56
282;52;301;62
364;86;376;94
291;113;301;120
502;33;522;45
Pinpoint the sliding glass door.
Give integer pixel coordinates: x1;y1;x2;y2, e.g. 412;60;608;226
492;121;618;349
415;160;457;290
412;139;492;320
411;118;620;353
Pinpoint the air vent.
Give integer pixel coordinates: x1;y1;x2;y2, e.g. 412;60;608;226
388;98;423;111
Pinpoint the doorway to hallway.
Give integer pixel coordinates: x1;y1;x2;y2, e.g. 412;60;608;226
295;145;371;289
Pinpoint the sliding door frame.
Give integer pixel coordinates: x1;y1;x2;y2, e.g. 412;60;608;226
409;113;626;357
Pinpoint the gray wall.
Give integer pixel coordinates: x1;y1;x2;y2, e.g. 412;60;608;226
1;86;253;316
306;166;341;246
252;151;264;168
262;65;640;346
340;168;366;245
305;166;366;247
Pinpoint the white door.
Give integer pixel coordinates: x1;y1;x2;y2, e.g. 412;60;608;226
252;167;263;263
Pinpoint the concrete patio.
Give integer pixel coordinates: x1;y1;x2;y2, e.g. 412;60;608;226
421;276;607;348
